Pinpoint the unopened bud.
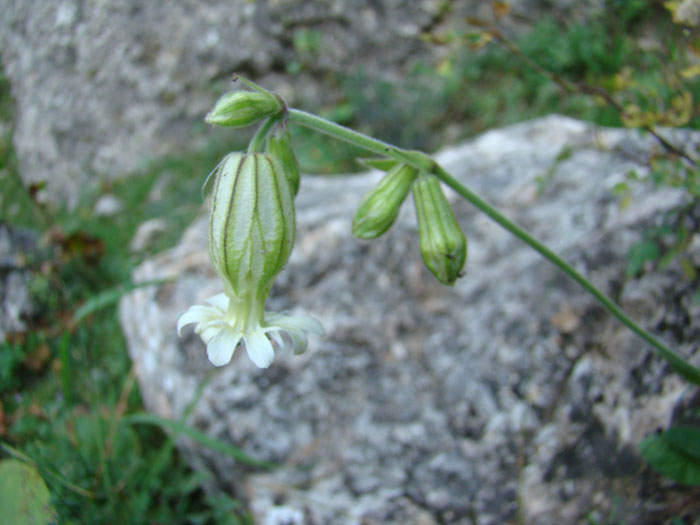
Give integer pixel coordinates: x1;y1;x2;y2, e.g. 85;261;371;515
352;164;418;239
205;90;283;128
412;174;467;285
266;128;301;195
209;153;295;297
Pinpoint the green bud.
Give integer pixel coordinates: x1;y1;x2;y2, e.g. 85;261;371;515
209;153;295;298
352;164;418;239
412;173;467;285
205;90;283;128
266;128;301;195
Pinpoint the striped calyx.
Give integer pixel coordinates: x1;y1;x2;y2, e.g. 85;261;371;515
205;90;283;128
208;153;295;299
266;127;301;195
352;163;417;239
412;173;467;285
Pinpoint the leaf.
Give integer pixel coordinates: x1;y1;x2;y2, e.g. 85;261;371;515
72;279;169;326
625;240;659;276
664;427;700;461
680;258;698;280
641;429;700;485
0;459;57;525
122;413;276;470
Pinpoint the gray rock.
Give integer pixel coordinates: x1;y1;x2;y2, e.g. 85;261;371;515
119;116;700;524
1;0;607;207
93;194;123;217
0;224;39;342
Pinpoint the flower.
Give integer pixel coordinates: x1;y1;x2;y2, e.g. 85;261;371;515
180;114;323;368
178;292;324;368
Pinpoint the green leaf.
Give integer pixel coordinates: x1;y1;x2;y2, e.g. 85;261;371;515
0;459;57;525
72;279;169;325
640;430;700;485
121;413;276;470
625;240;659;276
663;427;700;461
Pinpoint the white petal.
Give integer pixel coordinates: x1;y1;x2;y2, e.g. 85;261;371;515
206;293;229;312
200;326;221;344
177;305;219;335
267;329;285;348
268;312;325;335
244;331;275;368
206;328;241;366
289;329;309;355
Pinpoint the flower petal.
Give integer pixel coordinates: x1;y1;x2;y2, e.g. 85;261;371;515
206;327;241;366
206;293;230;312
200;325;222;344
288;328;309;355
266;312;325;335
267;329;285;348
244;331;275;368
177;305;220;335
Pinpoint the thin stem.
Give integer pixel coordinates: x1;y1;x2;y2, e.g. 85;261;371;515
288;108;700;384
432;166;698;382
289;109;399;157
247;117;279;153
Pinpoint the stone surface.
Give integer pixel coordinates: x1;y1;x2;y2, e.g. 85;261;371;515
0;224;39;342
119;116;700;524
1;0;606;207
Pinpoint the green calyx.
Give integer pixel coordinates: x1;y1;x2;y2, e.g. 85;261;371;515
205;89;284;128
413;173;467;285
266;127;301;195
208;153;295;298
352;164;418;239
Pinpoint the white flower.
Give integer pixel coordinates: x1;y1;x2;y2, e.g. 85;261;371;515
178;292;324;368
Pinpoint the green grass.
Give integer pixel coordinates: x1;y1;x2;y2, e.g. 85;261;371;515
0;91;254;520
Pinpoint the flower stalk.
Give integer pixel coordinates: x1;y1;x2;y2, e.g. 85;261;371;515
286;108;700;385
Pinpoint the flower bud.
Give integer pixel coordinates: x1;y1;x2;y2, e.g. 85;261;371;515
266;128;301;195
412;173;467;285
205;90;283;128
352;164;417;239
209;153;295;298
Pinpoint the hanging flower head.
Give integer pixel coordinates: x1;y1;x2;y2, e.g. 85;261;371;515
178;152;323;368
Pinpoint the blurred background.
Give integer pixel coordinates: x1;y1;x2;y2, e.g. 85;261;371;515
1;0;700;523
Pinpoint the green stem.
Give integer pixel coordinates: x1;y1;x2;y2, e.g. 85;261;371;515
247;117;279;153
288;108;700;385
432;166;700;384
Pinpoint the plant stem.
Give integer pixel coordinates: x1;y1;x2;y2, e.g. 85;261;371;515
247;117;279;153
287;108;700;384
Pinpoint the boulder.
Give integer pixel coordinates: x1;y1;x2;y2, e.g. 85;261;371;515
0;223;40;343
119;116;700;524
1;0;606;207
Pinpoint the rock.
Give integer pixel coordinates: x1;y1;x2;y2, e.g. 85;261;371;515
1;0;607;207
129;218;168;253
119;116;700;524
0;224;39;342
93;194;123;217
